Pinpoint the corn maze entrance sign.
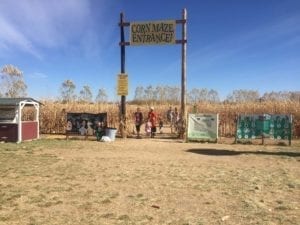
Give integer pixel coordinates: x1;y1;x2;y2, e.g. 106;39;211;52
236;114;292;145
187;114;218;142
130;20;176;45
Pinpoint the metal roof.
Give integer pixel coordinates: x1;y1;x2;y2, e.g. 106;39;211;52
0;98;41;106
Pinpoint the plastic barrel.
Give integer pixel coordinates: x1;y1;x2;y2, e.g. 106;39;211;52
105;128;117;141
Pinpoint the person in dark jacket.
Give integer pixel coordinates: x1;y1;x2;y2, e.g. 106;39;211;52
134;107;143;138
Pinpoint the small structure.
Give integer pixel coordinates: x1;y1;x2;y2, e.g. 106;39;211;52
65;112;108;140
0;98;41;143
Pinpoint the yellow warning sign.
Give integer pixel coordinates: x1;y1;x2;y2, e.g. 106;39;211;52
117;74;128;96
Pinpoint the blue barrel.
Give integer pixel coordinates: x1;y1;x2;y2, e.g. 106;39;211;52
105;128;117;141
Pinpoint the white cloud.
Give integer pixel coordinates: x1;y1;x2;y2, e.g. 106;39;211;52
0;0;90;45
189;14;300;69
28;72;48;79
0;14;42;58
0;0;114;59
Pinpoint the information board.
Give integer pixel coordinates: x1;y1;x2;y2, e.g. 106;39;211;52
66;113;107;135
187;113;218;141
236;114;292;140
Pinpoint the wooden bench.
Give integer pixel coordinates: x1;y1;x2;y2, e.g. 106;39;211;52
65;129;106;141
65;131;89;140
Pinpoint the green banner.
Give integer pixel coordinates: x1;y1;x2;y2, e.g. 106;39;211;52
236;114;292;140
188;114;218;141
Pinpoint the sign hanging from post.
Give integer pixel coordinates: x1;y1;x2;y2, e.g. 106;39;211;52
117;73;128;96
130;20;176;45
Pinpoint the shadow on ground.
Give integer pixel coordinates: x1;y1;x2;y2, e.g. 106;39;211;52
186;149;300;157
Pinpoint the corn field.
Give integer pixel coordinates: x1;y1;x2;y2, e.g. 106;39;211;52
33;100;300;138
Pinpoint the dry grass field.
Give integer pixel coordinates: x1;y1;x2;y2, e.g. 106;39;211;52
0;136;299;225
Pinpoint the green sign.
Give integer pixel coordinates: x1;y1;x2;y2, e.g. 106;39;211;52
236;114;292;140
269;115;292;140
188;114;218;141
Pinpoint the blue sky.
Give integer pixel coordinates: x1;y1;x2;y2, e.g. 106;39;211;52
0;0;299;101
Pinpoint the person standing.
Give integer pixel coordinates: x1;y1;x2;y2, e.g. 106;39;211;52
145;118;152;137
169;107;179;133
166;106;173;123
158;115;164;133
95;121;105;141
173;107;180;132
148;106;157;138
134;107;143;138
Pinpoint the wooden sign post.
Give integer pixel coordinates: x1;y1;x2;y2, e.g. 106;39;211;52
119;9;187;139
119;13;126;138
181;9;187;141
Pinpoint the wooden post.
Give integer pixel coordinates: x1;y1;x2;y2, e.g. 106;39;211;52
234;114;238;144
17;103;22;143
261;115;265;145
181;8;187;140
34;103;40;139
120;12;126;138
289;114;292;146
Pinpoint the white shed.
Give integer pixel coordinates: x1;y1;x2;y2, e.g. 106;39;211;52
0;98;41;143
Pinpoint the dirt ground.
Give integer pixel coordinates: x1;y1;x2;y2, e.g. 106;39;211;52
0;135;299;225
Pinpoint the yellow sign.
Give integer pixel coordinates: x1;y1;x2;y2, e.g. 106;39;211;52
130;20;176;45
117;74;128;96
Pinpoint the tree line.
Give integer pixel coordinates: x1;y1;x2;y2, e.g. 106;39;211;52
60;79;108;103
0;65;108;103
1;64;299;103
132;86;300;104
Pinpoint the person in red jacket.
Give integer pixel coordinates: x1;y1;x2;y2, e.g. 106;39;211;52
148;106;157;138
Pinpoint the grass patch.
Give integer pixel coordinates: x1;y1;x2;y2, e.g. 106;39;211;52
0;138;299;224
